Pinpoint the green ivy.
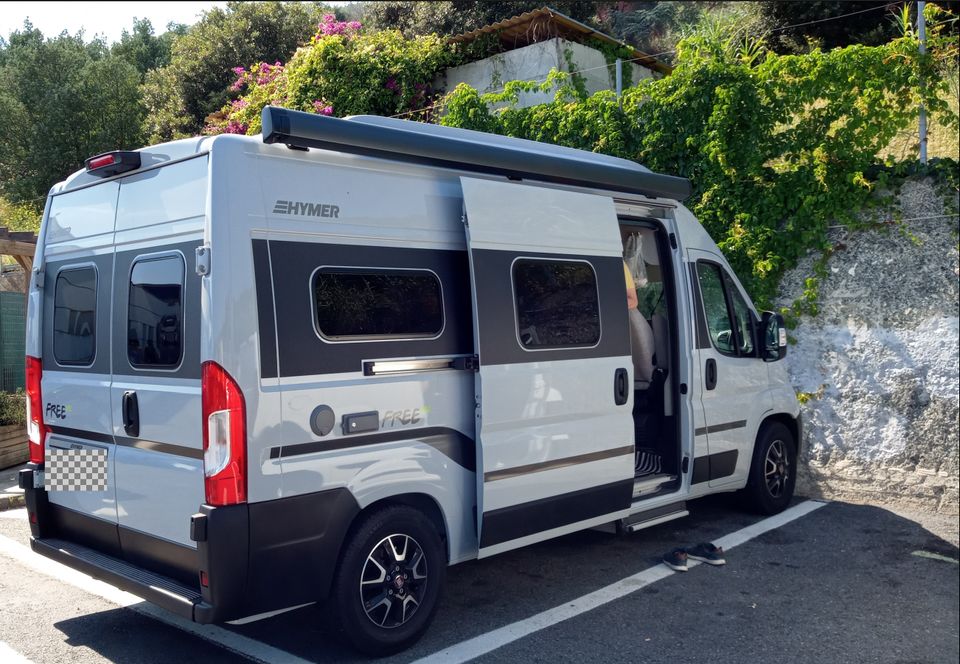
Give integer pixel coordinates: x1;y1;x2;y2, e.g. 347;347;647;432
442;32;959;310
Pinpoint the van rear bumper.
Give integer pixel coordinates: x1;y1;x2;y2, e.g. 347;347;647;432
21;465;360;624
31;536;213;621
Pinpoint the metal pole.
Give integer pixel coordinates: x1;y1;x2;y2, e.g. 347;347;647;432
918;0;928;164
615;58;623;108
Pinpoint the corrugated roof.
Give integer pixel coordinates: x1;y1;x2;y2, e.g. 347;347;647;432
449;6;672;75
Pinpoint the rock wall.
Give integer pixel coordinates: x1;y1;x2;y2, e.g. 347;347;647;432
778;178;959;514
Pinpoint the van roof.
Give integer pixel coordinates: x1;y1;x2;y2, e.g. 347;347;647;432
58;136;215;193
56;108;691;202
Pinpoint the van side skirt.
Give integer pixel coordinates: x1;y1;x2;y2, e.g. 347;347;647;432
480;478;633;548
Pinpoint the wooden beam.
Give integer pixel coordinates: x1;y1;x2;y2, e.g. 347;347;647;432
0;240;38;257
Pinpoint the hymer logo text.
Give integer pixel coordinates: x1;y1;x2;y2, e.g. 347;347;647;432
273;200;340;218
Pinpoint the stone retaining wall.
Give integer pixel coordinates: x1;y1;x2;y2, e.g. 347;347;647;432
778;178;959;514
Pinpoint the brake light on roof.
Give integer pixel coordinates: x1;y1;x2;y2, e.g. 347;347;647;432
26;356;46;464
84;151;141;177
201;361;247;505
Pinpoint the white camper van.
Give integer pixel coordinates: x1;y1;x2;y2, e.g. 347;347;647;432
21;106;799;655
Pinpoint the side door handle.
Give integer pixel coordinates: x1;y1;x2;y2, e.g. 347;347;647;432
704;358;717;391
122;391;139;438
614;368;629;406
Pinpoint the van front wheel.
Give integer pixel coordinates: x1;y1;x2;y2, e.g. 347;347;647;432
331;505;445;656
743;422;796;515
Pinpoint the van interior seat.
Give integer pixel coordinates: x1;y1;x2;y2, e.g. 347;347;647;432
629;308;655;389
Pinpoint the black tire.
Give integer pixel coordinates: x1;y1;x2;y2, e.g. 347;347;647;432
743;421;796;515
331;505;445;656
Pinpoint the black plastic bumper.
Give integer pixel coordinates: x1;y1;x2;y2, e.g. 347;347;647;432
22;464;360;624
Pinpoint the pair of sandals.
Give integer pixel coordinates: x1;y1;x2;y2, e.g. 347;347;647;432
662;542;725;572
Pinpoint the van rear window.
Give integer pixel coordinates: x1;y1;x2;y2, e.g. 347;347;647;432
313;269;443;340
128;254;185;368
53;267;97;365
512;259;600;349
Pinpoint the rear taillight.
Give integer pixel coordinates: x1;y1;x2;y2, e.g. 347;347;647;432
201;361;247;505
26;356;46;464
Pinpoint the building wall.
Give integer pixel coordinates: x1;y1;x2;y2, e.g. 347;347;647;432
439;37;658;109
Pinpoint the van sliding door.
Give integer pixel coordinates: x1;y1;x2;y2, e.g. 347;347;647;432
461;177;635;558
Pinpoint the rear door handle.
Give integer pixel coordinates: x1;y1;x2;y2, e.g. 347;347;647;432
122;391;139;438
704;358;717;391
614;368;629;406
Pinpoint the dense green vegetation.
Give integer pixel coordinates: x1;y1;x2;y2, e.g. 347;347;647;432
0;1;956;316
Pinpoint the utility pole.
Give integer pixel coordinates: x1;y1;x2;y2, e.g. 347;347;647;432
918;0;928;164
615;58;623;109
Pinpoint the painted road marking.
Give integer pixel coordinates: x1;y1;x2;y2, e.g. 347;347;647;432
911;550;959;564
412;500;829;664
0;534;311;664
0;640;35;663
0;508;27;519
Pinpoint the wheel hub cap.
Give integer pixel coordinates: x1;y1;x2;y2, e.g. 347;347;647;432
359;533;428;629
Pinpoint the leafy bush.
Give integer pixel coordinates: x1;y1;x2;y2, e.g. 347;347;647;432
0;390;25;427
206;15;455;134
440;29;959;310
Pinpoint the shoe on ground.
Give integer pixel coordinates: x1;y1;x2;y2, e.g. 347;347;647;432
662;547;688;572
685;542;726;566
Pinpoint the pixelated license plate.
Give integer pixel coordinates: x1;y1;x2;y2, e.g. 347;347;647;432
44;446;108;492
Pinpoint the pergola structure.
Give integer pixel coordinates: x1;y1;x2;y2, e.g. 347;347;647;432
0;227;38;294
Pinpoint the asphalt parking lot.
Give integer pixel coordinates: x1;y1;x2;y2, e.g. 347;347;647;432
1;495;957;664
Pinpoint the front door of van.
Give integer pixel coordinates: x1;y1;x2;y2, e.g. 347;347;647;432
461;177;635;558
688;248;770;489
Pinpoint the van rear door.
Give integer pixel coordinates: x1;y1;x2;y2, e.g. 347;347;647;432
461;177;635;558
41;181;120;527
110;157;207;551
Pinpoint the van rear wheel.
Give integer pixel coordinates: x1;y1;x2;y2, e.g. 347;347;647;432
331;505;445;656
743;422;796;515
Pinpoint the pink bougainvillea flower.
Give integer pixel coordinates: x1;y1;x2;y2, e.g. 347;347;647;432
225;120;249;135
312;100;334;115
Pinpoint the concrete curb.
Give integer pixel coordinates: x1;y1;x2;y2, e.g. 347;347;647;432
0;494;25;511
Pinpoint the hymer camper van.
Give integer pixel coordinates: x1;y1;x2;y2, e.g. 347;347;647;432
21;106;799;655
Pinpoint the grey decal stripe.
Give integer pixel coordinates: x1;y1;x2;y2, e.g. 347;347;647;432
694;419;747;436
471;250;631;366
480;478;633;548
47;426;203;460
483;445;635;482
252;239;279;379
274;426;475;472
114;437;203;460
268;240;474;378
690;449;739;485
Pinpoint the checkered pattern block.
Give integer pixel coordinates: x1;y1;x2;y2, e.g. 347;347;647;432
44;447;108;492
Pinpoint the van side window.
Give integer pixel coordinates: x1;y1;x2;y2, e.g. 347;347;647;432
313;269;443;340
53;267;97;365
724;273;755;356
512;259;600;349
697;262;756;357
128;255;185;368
696;262;737;355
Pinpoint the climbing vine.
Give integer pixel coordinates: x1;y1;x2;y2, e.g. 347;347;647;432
442;30;959;310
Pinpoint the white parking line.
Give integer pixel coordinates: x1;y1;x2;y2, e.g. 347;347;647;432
412;499;829;664
0;508;27;519
0;534;312;664
0;641;35;663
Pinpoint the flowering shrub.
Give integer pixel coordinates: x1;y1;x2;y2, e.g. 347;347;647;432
205;16;453;135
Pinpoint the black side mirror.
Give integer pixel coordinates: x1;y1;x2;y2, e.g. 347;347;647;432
759;311;787;362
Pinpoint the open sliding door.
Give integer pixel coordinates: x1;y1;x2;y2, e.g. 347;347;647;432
461;177;635;558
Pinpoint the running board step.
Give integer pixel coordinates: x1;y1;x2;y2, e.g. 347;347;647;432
621;501;688;533
31;537;207;621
